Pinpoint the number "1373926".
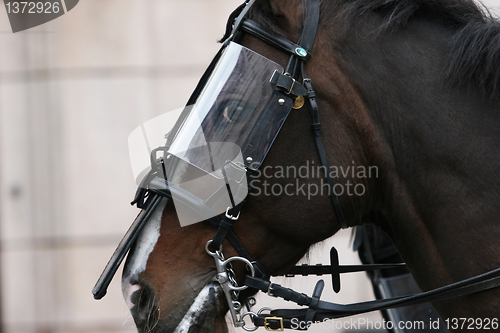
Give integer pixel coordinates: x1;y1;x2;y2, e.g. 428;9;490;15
6;2;61;14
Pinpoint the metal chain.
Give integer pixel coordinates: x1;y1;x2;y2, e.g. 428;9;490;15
206;240;257;329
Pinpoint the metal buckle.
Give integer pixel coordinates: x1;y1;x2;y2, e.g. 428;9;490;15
283;72;296;95
286;78;296;95
268;282;278;297
226;207;240;220
264;317;284;331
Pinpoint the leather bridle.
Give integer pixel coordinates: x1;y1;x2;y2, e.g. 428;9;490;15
93;0;500;331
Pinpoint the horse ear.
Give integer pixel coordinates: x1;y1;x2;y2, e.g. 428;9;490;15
267;0;305;41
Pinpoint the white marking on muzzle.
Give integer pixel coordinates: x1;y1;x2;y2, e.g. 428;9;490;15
173;283;221;333
122;199;167;308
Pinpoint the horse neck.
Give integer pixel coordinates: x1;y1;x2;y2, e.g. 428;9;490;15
336;14;500;315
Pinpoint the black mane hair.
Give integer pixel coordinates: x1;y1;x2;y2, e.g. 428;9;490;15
331;0;487;30
330;0;500;99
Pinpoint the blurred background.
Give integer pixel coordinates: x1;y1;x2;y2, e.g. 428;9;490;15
0;1;498;332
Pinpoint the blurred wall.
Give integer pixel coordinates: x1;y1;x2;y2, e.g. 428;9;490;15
0;1;235;332
0;1;498;333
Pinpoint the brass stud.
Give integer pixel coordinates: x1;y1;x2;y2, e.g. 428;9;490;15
293;96;305;109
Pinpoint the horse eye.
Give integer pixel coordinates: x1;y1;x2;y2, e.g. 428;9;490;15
222;104;245;123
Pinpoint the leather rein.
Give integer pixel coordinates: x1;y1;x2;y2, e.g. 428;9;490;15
93;0;500;330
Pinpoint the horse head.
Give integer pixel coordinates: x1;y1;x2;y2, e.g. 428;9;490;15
119;0;500;332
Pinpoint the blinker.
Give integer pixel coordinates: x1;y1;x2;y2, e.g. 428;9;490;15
167;42;294;172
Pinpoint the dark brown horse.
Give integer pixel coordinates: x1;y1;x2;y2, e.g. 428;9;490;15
121;0;500;332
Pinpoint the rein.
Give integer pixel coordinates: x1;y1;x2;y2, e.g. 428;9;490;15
92;0;500;330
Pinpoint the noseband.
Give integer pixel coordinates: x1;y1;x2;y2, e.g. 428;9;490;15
94;0;500;331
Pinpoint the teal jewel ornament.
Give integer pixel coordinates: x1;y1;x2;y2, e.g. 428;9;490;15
295;47;308;57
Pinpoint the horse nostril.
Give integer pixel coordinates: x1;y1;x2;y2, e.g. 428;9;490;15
122;275;142;310
130;283;160;333
130;289;142;307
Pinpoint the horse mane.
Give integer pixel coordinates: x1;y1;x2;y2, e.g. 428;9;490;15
332;0;486;29
331;0;500;99
447;13;500;99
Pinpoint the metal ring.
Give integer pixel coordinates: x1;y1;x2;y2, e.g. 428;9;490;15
205;240;222;257
241;312;258;332
222;256;256;291
233;301;242;311
257;307;274;315
247;296;257;307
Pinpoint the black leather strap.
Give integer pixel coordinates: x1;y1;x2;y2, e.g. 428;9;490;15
249;267;500;328
285;0;320;77
297;0;320;52
280;247;403;294
245;276;311;306
222;0;257;45
210;217;236;251
270;71;308;96
208;208;271;279
253;316;302;331
93;194;164;299
303;72;348;229
220;2;247;43
284;263;407;276
304;280;324;324
240;20;311;61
